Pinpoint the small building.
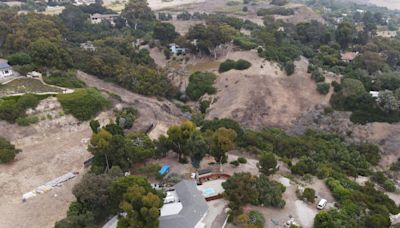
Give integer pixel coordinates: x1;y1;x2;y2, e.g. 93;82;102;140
0;61;13;79
27;71;42;78
160;180;208;228
90;13;119;25
341;52;359;63
169;43;187;56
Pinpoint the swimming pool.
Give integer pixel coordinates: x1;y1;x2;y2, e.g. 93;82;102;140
203;187;215;197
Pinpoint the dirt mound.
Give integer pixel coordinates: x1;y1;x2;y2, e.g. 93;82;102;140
206;51;332;129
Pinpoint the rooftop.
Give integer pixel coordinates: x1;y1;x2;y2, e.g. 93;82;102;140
159;180;208;228
0;62;11;70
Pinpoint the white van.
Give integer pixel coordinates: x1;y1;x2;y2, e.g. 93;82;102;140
317;199;327;210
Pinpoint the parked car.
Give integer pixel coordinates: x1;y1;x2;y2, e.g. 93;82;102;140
317;199;327;210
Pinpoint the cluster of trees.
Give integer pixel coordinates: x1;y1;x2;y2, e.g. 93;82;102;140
56;172;163;228
57;88;110;121
0;137;21;164
185;72;217;100
156;121;237;168
219;59;252;73
115;107;138;129
88;124;155;173
315;172;399;228
222;173;286;215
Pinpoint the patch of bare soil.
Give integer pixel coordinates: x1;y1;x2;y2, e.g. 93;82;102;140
77;71;183;132
0;97;112;228
206;50;332;129
168;19;205;35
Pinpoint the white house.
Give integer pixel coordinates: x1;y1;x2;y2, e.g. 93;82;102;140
90;13;119;25
169;43;187;56
0;62;13;78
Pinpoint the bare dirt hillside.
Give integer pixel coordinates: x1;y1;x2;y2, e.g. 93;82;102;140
275;3;325;24
0;98;111;228
77;71;183;133
206;50;334;129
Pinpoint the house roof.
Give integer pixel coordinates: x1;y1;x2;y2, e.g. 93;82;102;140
159;180;208;228
341;52;358;61
0;62;11;70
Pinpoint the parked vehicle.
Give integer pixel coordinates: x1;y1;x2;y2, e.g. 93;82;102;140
317;199;327;210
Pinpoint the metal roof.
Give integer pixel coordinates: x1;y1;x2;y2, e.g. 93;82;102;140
159;180;208;228
0;62;10;70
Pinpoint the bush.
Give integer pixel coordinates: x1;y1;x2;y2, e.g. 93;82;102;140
0;137;21;163
219;59;252;73
233;37;257;50
186;72;217;100
248;210;265;228
284;61;295;75
383;179;396;192
7;52;32;65
115;107;138;129
199;100;210;114
257;7;294;16
0;94;42;123
16;94;40;110
230;160;240;167
16;116;39;126
271;0;288;5
302;187;316;203
238;157;247;164
311;71;325;82
57;88;110;121
43;70;86;88
317;82;330;95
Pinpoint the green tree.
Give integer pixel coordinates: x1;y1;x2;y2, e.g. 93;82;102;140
186;72;217;100
125;132;155;163
378;90;399;112
222;172;259;209
166;121;197;162
0;137;21;163
210;127;237;164
257;152;277;175
256;174;286;208
118;184;163;228
302;187;316;203
335;22;356;49
89;120;100;133
153;22;178;44
122;0;155;31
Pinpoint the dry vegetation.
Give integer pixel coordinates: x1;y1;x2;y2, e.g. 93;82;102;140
206;50;333;129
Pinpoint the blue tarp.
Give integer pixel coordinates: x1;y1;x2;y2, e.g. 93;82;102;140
159;165;170;175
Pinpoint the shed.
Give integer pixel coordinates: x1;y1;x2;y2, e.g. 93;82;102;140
159;165;170;175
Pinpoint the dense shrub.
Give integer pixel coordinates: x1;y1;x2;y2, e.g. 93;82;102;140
257;7;294;16
238;157;247;163
43;70;86;88
16;116;39;126
311;70;325;82
57;88;110;121
233;36;257;50
284;61;295;75
271;0;288;6
7;52;32;65
219;59;252;73
301;187;316;203
115;107;138;129
186;72;217;100
248;210;265;228
0;137;21;163
0;94;42;123
317;82;330;95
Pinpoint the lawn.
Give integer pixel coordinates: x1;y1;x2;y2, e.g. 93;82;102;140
0;78;62;97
